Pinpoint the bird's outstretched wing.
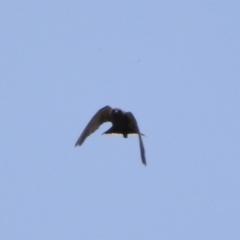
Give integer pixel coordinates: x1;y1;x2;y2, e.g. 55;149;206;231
75;106;112;146
126;112;146;165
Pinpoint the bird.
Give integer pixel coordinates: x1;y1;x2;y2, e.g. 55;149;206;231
75;105;146;165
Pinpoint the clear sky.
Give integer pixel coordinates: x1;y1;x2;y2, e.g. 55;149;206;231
1;1;240;239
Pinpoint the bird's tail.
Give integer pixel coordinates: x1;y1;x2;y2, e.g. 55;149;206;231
102;126;145;138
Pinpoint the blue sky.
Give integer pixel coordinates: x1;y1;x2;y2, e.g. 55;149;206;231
1;1;240;239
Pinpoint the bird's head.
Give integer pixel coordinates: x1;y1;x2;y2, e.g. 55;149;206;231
111;109;124;119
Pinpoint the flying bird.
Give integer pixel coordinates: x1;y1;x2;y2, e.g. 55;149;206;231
75;106;146;165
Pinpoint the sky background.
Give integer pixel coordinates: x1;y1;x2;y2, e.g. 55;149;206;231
1;1;240;239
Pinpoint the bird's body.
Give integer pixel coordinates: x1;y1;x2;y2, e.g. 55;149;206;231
102;108;138;137
75;106;146;165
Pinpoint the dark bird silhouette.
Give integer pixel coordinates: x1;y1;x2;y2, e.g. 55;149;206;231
75;106;146;165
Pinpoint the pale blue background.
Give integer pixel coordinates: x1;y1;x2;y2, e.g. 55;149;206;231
1;1;240;239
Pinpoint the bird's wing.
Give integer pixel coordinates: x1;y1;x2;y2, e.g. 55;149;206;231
126;112;146;165
75;106;112;146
